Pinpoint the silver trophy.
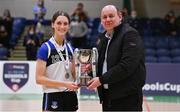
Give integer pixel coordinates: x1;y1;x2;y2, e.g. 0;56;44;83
74;48;98;87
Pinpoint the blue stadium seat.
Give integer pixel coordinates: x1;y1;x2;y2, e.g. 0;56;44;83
9;34;18;49
88;34;99;48
169;38;180;49
137;18;151;36
150;18;166;36
157;56;171;63
170;48;180;57
87;18;94;28
156;48;170;57
92;18;100;29
10;17;26;48
137;17;150;29
143;36;156;48
155;37;169;49
172;56;180;63
145;48;156;56
0;47;8;60
13;17;26;36
145;56;157;63
144;40;155;49
43;20;51;26
127;18;138;29
26;19;34;25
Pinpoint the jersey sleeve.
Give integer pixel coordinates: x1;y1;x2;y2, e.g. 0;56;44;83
37;43;48;61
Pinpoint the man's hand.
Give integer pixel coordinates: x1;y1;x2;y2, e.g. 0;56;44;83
87;77;101;90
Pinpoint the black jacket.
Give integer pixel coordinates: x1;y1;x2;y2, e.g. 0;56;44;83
97;23;146;102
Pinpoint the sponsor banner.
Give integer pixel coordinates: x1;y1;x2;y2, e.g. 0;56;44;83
80;87;96;95
3;63;29;92
1;61;180;96
143;63;180;96
0;61;42;94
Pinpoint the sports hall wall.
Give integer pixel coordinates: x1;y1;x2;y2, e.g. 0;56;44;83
0;61;180;96
0;0;180;19
0;0;180;96
0;0;122;19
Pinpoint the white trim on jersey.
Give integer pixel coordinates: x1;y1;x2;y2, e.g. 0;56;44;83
67;42;73;54
45;42;51;58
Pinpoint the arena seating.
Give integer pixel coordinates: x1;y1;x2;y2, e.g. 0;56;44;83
2;17;180;63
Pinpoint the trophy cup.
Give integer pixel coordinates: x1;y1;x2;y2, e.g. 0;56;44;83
74;48;98;87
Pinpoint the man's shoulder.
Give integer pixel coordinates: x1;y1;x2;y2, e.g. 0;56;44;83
113;23;139;40
98;32;106;41
120;23;138;34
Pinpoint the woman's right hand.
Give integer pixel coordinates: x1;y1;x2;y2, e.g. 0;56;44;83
65;82;79;91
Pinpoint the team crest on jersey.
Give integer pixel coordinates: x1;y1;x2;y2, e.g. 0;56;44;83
51;101;58;109
3;63;29;92
51;54;61;64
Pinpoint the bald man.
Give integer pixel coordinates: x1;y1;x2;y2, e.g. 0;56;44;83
88;5;146;111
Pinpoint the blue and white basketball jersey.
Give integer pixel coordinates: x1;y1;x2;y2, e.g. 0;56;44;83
37;37;74;93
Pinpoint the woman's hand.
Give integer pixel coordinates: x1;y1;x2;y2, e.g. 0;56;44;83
65;82;79;91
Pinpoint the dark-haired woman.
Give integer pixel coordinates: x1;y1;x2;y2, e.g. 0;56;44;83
36;11;79;111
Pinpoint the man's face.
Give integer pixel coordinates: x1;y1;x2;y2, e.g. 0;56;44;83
101;6;121;32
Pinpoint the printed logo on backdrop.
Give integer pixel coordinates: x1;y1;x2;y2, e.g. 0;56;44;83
3;63;29;92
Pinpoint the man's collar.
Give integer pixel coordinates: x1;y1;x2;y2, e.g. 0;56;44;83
105;30;114;40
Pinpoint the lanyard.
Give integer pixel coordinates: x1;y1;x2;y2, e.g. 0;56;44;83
52;37;70;73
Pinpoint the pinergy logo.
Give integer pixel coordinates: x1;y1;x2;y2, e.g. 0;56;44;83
143;82;180;93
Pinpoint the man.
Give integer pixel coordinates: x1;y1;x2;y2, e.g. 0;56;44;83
88;5;146;111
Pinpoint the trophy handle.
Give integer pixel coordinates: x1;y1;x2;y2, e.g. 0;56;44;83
92;47;98;78
74;48;81;84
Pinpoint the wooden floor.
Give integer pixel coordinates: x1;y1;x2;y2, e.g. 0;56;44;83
0;95;180;111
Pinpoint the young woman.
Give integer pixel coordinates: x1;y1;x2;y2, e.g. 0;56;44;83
36;10;79;111
23;25;40;60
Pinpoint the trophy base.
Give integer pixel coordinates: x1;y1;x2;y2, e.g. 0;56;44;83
78;75;92;87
